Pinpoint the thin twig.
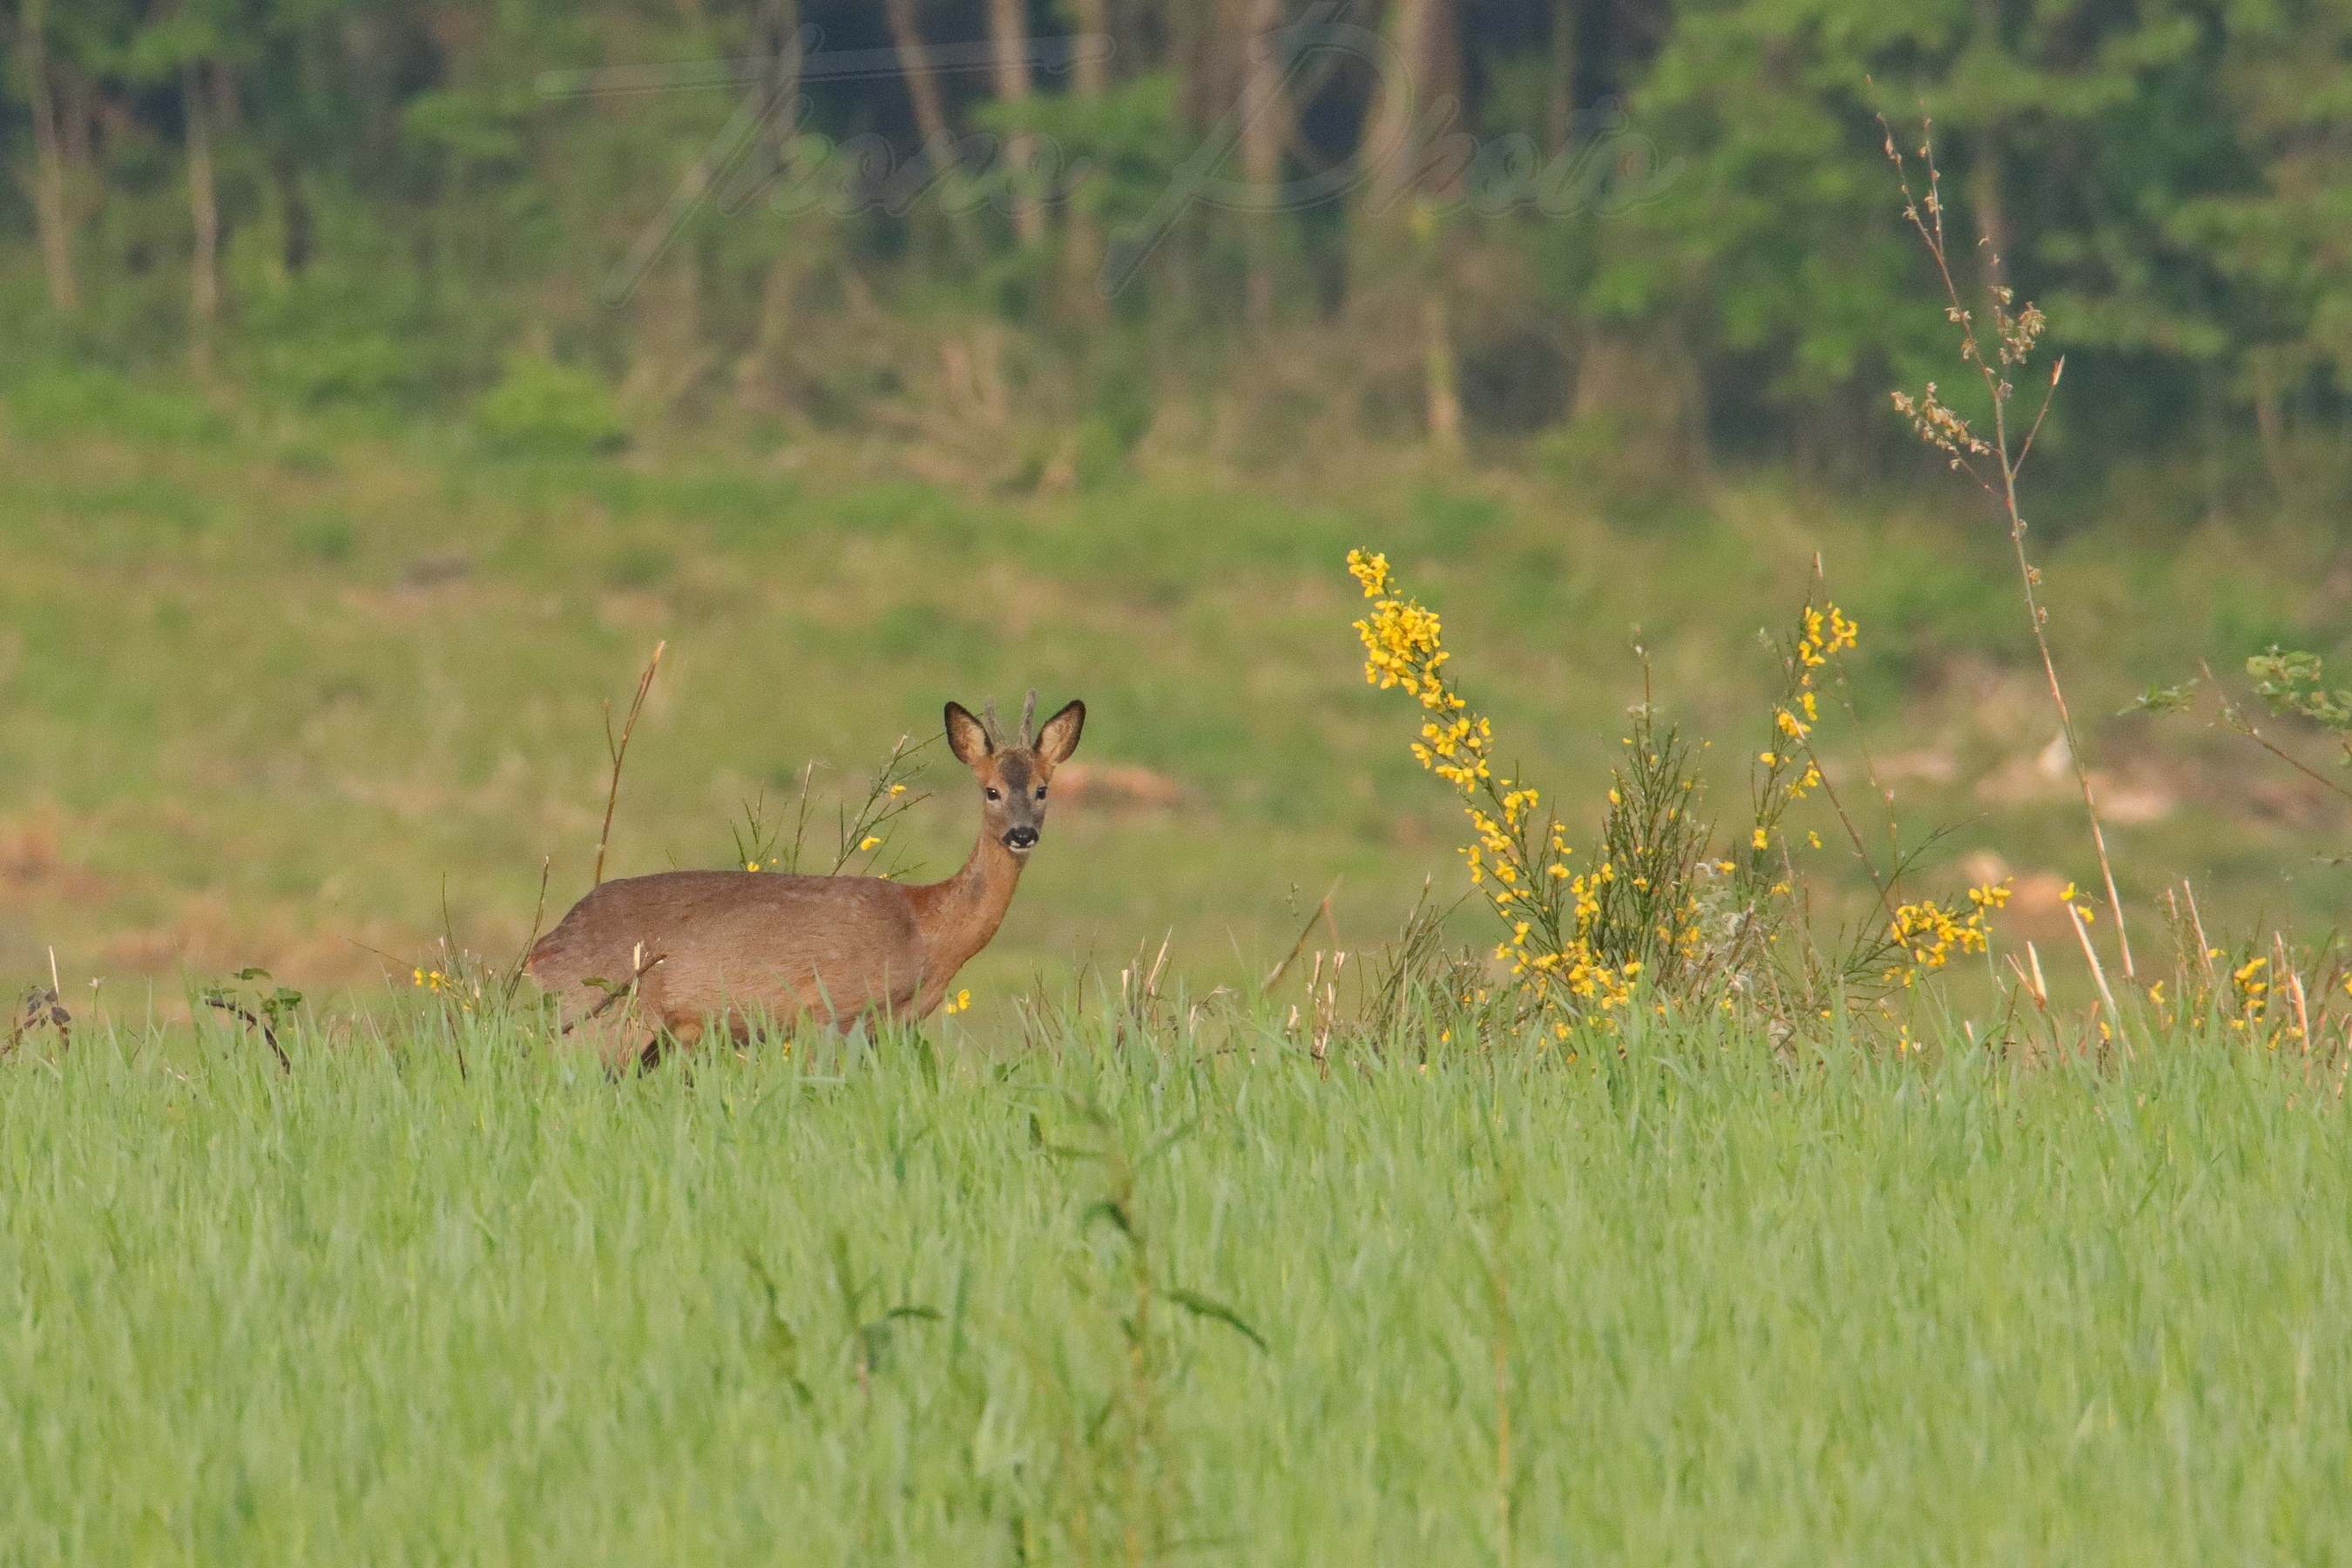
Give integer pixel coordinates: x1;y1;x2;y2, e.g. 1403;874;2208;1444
204;995;291;1074
1263;883;1341;992
2012;357;2063;474
2065;903;2123;1032
2282;937;2312;1050
3;987;64;1059
1800;737;1896;926
2200;661;2352;807
503;857;554;1006
593;640;666;887
1995;399;2135;979
2183;881;2217;994
562;947;668;1036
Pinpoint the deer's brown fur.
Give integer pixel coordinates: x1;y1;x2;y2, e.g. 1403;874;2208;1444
527;693;1084;1062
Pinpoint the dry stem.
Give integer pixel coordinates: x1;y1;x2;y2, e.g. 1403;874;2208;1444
203;995;291;1074
592;640;666;887
1881;109;2136;978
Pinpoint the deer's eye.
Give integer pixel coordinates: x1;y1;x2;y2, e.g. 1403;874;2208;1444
1034;787;1047;801
984;787;1002;801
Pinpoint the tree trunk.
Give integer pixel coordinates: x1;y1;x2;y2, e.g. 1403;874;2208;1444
1362;0;1459;214
2250;354;2289;494
734;0;806;407
185;63;221;376
884;0;977;264
1358;0;1463;449
1069;0;1110;100
1168;0;1219;128
1546;0;1576;157
1969;138;2011;290
752;0;801;177
18;0;80;314
1059;0;1118;314
886;0;957;161
988;0;1046;245
1969;0;2010;288
1239;0;1290;325
1423;288;1463;457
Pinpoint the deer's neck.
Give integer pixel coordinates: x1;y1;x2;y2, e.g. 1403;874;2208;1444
910;830;1025;978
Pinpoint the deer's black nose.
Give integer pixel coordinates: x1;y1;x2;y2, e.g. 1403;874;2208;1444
1004;826;1039;850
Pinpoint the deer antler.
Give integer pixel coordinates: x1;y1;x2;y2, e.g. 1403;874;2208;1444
977;692;1042;749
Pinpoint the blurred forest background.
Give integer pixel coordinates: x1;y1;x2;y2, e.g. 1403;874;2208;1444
7;0;2350;476
3;0;2349;1005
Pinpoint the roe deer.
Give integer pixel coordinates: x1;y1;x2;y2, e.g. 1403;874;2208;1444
527;691;1085;1061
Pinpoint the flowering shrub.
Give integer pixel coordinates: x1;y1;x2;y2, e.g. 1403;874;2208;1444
1883;896;1993;986
1351;548;1642;1023
1348;548;2035;1043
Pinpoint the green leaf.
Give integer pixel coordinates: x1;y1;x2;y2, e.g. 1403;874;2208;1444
1082;1200;1133;1239
1165;1288;1267;1353
1139;1115;1204;1169
2123;679;2200;716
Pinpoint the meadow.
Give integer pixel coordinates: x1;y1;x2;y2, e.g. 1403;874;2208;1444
3;369;2345;1024
5;362;2351;1565
7;3;2350;1557
3;1010;2348;1564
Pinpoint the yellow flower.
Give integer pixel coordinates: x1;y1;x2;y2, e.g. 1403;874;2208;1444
889;783;908;796
746;860;762;872
859;835;882;851
1752;828;1769;849
943;988;973;1015
1759;751;1777;767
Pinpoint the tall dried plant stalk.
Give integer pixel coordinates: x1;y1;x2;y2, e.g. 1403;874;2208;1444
593;641;666;887
1880;110;2136;980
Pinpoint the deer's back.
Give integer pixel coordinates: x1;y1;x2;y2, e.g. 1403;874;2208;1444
528;869;926;1036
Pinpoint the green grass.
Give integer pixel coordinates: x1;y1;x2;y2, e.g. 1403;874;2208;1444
3;1010;2349;1563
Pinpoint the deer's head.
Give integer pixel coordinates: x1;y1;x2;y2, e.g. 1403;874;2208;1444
944;691;1085;859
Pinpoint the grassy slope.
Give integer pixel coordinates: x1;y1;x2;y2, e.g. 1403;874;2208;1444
1;375;2346;1017
2;1017;2347;1564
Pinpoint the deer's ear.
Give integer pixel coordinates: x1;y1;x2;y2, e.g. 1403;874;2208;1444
1036;700;1085;764
944;701;993;767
